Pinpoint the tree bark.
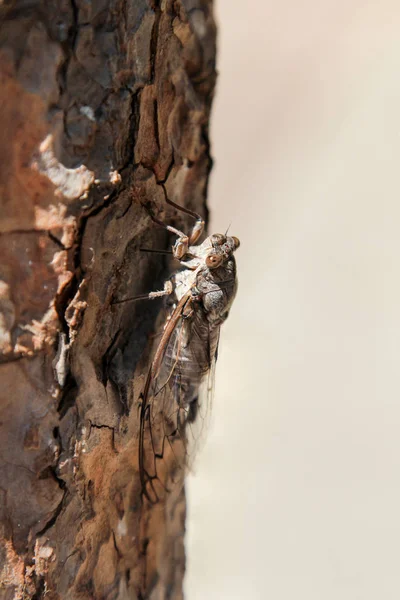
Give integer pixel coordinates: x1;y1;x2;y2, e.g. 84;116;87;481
0;1;216;598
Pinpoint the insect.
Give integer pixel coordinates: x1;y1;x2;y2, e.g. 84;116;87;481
134;196;240;503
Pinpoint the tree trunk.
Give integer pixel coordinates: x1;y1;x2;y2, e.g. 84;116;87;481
0;1;216;598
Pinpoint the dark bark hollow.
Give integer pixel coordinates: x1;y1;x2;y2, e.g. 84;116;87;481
0;1;216;598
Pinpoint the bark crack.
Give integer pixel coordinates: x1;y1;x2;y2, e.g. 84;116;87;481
150;1;162;84
89;421;117;452
36;490;66;537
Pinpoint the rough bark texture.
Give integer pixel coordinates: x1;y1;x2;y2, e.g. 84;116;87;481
0;1;216;598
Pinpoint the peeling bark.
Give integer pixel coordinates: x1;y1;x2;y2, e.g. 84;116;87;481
0;1;216;598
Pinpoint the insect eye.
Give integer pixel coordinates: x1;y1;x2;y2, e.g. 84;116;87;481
231;236;240;249
206;253;223;268
211;233;225;246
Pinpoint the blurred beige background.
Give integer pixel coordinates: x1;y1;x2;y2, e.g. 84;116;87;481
185;1;400;599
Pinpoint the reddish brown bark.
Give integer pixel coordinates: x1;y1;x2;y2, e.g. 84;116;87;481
0;1;216;597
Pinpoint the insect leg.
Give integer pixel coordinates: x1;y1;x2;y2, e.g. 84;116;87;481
162;194;205;245
145;208;190;260
139;247;172;255
112;280;173;305
146;183;205;255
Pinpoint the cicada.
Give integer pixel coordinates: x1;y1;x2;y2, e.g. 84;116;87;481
136;197;240;503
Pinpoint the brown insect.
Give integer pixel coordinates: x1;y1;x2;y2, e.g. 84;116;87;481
125;197;240;503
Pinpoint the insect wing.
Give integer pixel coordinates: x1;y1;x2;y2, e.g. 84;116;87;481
139;302;218;503
160;311;220;475
184;346;218;473
139;299;192;503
